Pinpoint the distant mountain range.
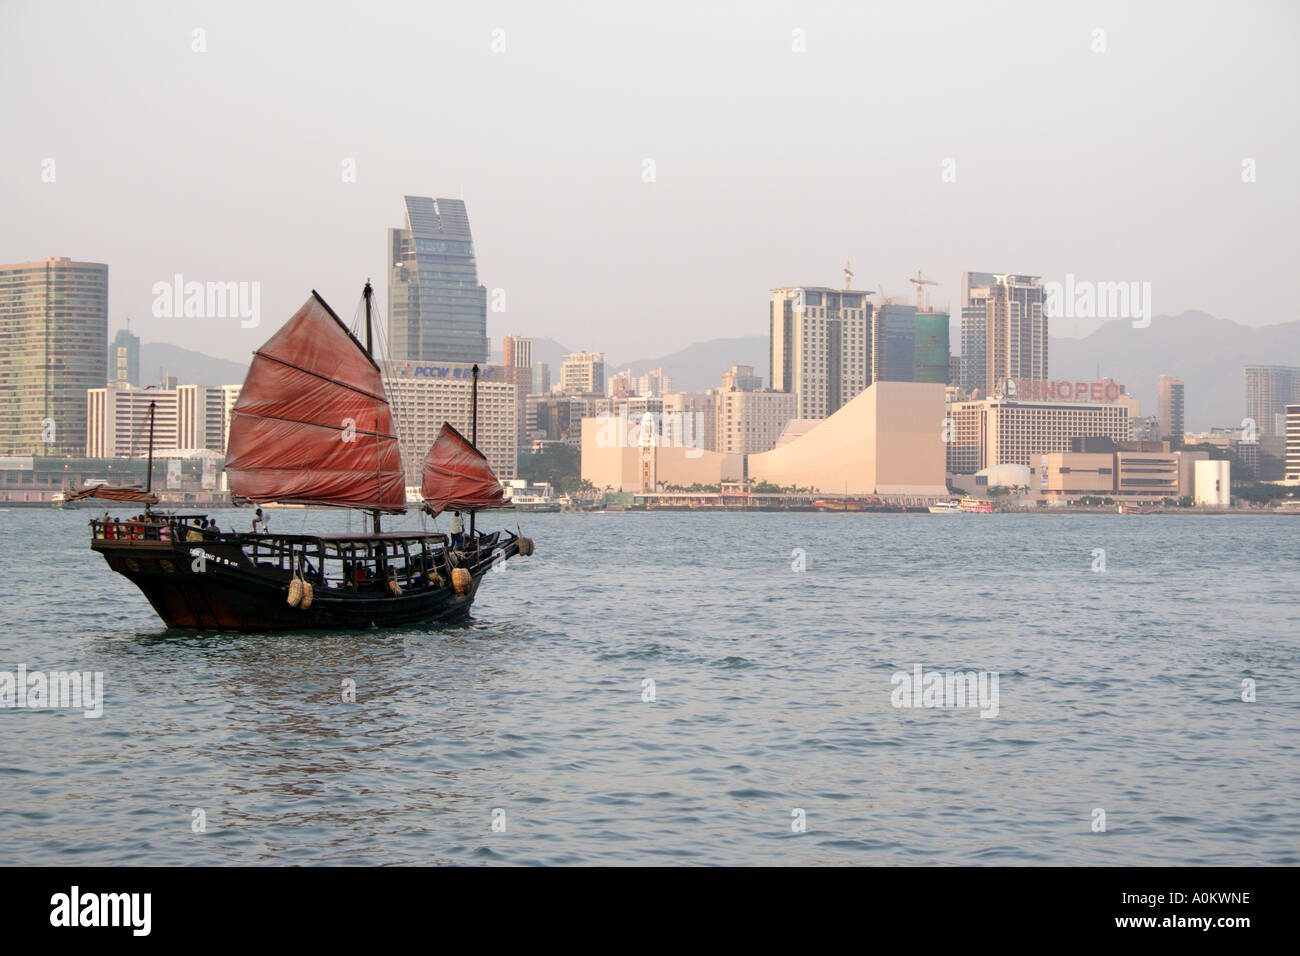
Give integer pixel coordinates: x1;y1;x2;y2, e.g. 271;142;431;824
1049;311;1300;431
160;311;1300;432
140;342;249;387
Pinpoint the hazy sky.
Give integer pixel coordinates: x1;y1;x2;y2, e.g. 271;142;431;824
3;0;1297;365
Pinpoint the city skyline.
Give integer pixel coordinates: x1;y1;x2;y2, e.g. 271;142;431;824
3;1;1297;366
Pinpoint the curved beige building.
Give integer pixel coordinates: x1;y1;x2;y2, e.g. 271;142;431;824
747;381;948;497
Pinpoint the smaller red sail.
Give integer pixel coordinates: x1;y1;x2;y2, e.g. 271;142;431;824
67;486;159;504
421;423;510;517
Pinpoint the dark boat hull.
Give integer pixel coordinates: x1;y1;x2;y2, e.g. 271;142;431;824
91;536;511;631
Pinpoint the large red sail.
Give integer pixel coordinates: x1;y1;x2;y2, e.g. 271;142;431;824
225;292;407;512
421;423;510;517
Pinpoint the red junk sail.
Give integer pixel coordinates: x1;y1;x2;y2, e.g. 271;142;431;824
421;423;510;517
225;292;407;513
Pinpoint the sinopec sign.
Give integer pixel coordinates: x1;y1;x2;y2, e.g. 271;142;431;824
1010;379;1124;403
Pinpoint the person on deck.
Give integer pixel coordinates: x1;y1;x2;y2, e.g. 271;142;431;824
449;511;465;549
252;508;267;533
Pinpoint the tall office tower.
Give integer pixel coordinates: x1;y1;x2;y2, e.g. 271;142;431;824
913;311;951;384
872;303;918;383
1285;404;1300;482
387;195;488;363
109;326;140;386
531;362;551;395
1244;365;1300;438
983;274;1047;394
561;351;605;394
947;353;962;387
769;286;872;420
0;257;108;456
721;364;761;392
960;271;996;393
502;334;533;447
503;334;533;371
1157;375;1186;443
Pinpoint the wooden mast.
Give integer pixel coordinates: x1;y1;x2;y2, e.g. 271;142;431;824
364;279;381;535
469;363;479;539
144;400;155;513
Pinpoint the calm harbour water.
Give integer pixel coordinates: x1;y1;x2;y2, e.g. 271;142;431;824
1;506;1297;866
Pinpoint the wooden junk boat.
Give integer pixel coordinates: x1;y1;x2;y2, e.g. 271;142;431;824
82;283;534;630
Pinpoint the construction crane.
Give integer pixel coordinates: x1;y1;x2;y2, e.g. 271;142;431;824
843;260;855;290
909;270;938;311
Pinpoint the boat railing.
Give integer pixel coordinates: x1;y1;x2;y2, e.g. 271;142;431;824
89;517;502;596
90;516;199;543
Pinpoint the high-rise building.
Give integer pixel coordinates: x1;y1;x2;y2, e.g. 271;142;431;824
1244;365;1300;439
1157;375;1185;443
914;311;951;384
0;257;109;456
1285;404;1300;482
769;286;872;420
109;327;140;386
663;391;717;453
946;397;1130;473
561;351;605;394
721;365;761;392
984;274;1047;395
872;303;917;383
606;368;634;397
86;382;179;458
502;335;533;450
959;271;996;393
387;196;488;363
86;380;240;458
502;334;532;370
636;368;672;398
531;363;551;395
382;361;516;481
715;389;797;457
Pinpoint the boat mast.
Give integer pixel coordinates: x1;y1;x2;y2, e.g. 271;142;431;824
364;279;381;535
145;400;155;514
470;364;479;538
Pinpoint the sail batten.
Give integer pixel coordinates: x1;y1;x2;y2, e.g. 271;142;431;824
225;292;407;513
421;423;510;517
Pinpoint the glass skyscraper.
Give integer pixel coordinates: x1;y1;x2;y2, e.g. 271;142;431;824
914;312;950;384
872;303;917;383
387;196;488;363
110;327;140;385
0;257;108;456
